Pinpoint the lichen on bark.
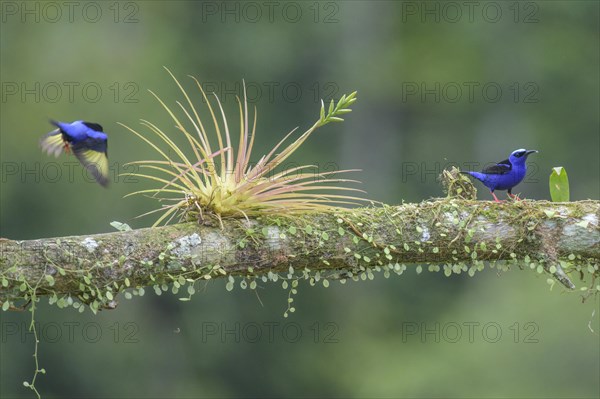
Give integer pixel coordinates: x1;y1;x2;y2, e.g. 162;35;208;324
1;197;599;312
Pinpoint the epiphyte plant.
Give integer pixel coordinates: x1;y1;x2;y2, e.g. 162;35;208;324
120;68;366;226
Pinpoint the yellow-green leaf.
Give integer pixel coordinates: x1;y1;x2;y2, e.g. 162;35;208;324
549;167;569;202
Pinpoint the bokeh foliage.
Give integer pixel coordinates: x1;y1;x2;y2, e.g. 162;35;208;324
1;1;598;398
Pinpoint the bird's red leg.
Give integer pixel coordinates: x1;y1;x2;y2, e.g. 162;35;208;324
508;193;522;201
491;191;502;202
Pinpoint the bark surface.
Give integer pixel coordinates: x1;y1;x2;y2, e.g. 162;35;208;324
2;199;598;309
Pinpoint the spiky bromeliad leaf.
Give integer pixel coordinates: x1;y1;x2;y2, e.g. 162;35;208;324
121;68;366;226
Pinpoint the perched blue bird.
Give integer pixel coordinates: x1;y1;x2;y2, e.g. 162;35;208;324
40;120;109;187
462;149;538;202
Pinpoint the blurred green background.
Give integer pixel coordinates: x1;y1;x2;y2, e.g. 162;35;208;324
1;1;599;398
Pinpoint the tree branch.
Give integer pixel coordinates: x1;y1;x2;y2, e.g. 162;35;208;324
2;198;599;311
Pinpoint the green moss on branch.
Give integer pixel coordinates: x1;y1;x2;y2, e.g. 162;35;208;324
1;199;599;312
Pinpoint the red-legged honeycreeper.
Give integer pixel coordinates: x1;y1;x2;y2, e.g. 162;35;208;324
461;149;538;202
40;120;109;187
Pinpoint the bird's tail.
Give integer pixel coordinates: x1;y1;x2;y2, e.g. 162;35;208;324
460;170;486;182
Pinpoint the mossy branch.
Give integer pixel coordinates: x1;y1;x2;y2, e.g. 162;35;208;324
1;196;599;311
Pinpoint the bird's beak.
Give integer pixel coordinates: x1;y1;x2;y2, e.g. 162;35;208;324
526;150;538;155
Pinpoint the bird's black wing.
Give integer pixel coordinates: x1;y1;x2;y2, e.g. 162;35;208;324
481;159;512;175
71;137;109;187
82;122;104;132
73;136;107;153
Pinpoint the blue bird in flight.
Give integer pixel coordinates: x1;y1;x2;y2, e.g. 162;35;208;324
462;149;538;202
40;120;109;187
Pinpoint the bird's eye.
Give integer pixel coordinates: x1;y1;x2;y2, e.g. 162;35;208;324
514;151;525;158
